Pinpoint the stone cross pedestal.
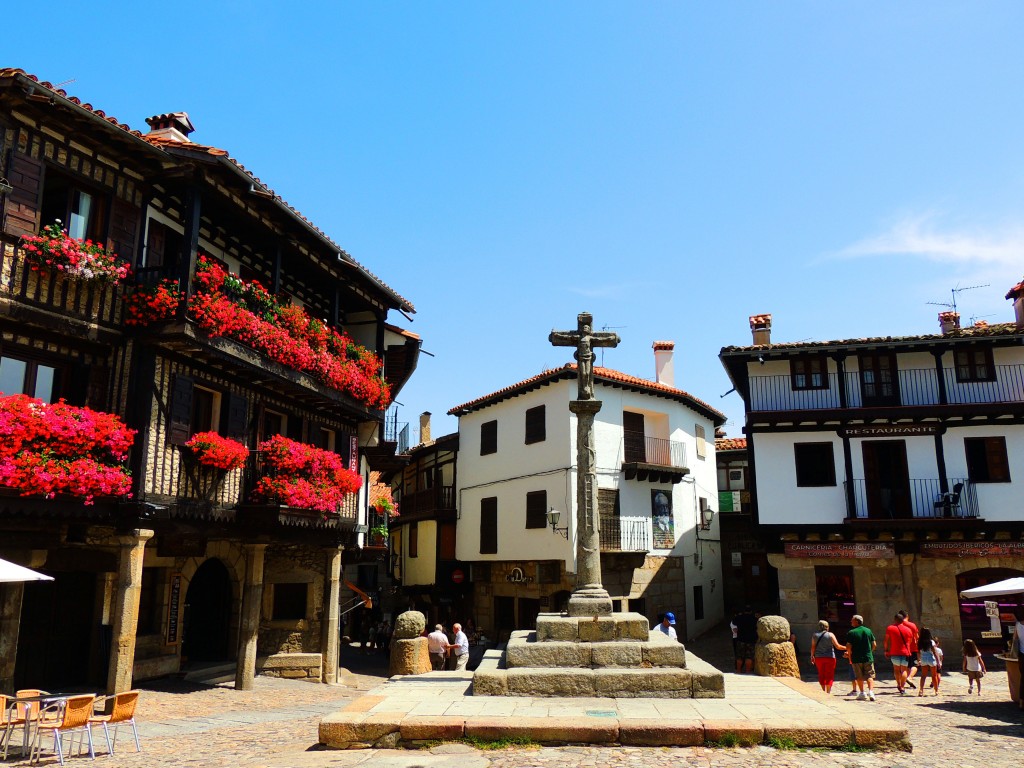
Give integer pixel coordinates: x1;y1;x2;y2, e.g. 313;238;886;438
549;312;619;617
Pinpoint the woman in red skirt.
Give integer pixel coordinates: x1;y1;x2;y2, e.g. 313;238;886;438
810;619;847;694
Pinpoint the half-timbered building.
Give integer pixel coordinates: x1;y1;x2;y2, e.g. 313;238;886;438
0;69;419;693
720;294;1024;660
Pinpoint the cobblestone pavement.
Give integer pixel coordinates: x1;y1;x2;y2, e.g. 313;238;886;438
28;641;1023;767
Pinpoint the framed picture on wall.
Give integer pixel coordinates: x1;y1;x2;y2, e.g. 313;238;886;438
651;489;674;549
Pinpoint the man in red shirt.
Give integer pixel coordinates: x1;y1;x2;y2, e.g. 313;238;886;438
898;610;920;690
884;612;915;694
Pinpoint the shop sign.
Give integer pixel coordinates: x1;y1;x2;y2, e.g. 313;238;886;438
840;425;938;437
506;566;534;585
165;573;182;645
920;541;1024;558
784;542;895;559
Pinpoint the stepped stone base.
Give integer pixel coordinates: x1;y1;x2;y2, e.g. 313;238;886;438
472;617;725;698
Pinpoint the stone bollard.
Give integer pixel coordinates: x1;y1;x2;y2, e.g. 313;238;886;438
389;610;432;676
754;615;800;678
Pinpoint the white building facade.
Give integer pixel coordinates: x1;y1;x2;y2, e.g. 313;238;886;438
720;288;1024;660
450;343;726;642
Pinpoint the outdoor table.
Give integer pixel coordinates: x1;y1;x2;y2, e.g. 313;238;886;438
4;693;87;759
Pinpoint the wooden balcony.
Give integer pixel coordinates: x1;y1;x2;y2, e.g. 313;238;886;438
399;485;456;520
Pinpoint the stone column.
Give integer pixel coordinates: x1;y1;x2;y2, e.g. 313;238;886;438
567;399;613;616
321;546;344;684
106;529;155;695
235;543;267;691
0;582;25;692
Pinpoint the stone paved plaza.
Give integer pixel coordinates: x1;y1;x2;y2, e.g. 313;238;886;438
47;641;1019;768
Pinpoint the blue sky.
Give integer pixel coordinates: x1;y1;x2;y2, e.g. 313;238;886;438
9;3;1024;439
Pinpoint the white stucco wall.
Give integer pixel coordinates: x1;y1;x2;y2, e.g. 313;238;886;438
754;433;846;525
402;520;438;586
942;424;1024;522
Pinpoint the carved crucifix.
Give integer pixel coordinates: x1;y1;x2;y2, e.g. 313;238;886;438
549;312;620;616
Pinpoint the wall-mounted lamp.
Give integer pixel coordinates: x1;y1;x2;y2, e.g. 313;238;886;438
700;507;715;530
0;177;13;197
757;354;765;365
547;507;568;539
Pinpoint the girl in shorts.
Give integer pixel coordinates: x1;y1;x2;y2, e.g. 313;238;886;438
917;628;940;696
962;639;986;695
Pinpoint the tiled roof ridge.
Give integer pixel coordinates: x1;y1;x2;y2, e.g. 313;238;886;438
0;68;414;312
715;437;747;451
722;321;1021;353
448;362;726;422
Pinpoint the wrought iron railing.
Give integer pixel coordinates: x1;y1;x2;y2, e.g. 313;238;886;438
749;365;1024;411
622;431;687;467
400;485;455;516
0;242;122;327
384;407;409;453
599;514;651;552
844;477;977;519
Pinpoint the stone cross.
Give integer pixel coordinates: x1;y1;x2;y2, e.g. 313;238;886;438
549;312;620;616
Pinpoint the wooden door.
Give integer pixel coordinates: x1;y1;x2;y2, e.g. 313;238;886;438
859;353;900;407
623;411;646;462
862;440;911;518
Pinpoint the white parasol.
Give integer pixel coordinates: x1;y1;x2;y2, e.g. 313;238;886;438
0;556;54;583
960;577;1024;599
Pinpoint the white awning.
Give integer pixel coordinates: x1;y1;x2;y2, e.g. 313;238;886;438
0;557;54;583
960;577;1024;599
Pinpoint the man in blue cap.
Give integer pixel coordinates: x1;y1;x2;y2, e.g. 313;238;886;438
654;611;678;641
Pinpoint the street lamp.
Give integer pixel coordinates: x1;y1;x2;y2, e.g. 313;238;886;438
547;507;568;539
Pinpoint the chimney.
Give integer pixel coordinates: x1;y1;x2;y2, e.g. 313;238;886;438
938;311;960;334
653;341;675;387
1006;278;1024;327
749;314;772;346
419;411;432;444
144;112;195;143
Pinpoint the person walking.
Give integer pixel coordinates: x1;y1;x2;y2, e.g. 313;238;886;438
654;612;678;640
809;619;846;694
427;624;450;670
732;606;757;673
917;628;940;696
962;638;986;695
451;623;470;670
847;614;877;701
883;612;914;694
898;610;920;690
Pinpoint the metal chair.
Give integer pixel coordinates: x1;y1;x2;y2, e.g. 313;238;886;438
87;690;141;755
1;688;51;760
934;482;964;517
30;694;96;765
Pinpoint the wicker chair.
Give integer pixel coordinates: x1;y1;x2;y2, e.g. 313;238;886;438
30;694;96;765
88;690;141;755
1;689;51;760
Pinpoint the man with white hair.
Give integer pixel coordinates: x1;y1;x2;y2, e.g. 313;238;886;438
847;614;877;701
427;624;450;670
451;623;470;670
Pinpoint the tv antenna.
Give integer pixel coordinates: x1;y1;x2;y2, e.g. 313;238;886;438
969;313;995;326
926;283;989;314
53;78;76;89
599;324;626;366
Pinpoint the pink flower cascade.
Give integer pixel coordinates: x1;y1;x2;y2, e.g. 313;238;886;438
188;257;391;410
0;393;136;503
185;431;249;471
20;221;131;284
252;435;362;515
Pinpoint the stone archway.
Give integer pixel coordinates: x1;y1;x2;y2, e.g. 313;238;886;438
182;558;233;664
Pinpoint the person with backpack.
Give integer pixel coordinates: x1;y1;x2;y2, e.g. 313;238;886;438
884;612;915;695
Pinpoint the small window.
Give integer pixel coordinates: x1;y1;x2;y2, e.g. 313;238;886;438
409;522;419;557
40;171;108;243
791;355;828;391
317;427;336;452
525;405;546;444
262;408;286;440
0;355;61;402
695;424;706;459
794;442;836;487
693;585;704;621
965;437;1011;483
480;420;497;455
272;583;308;621
190;386;220;437
480;496;498;554
526;490;547;529
955;348;996;383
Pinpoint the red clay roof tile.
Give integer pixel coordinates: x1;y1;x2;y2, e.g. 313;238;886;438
715;437;747;451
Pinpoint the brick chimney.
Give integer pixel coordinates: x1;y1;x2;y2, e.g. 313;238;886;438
1006;278;1024;327
653;341;675;387
419;412;432;444
749;314;772;346
145;112;195;143
938;311;961;334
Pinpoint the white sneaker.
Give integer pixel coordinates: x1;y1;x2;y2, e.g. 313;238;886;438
868;691;875;701
857;693;867;700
